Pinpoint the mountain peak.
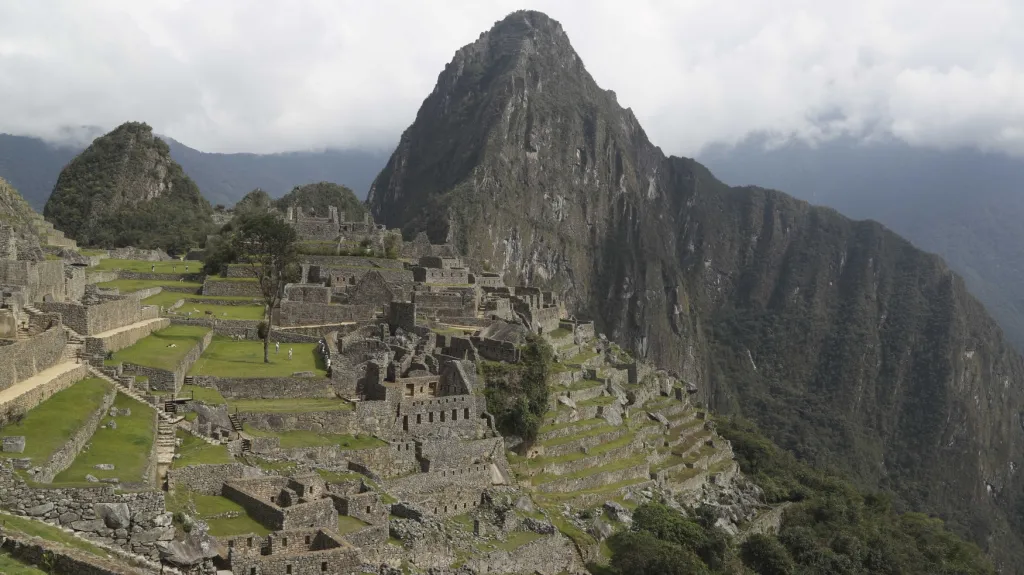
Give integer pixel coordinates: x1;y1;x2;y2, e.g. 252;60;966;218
368;12;1024;568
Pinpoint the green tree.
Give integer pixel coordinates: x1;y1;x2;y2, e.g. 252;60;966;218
741;534;794;575
231;212;298;363
607;531;709;575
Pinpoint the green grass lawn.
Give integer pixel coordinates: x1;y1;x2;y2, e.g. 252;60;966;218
180;384;226;404
108;325;210;371
495;531;544;551
0;377;111;464
548;327;572;339
243;427;385;449
173;430;232;468
0;551;47;574
79;249;107;256
91;258;195;274
188;338;326;377
206;515;272;537
53;393;155;484
0;512;111;558
142;292;262;306
141;292;265;320
95;279;202;294
337;515;368;535
228;398;352;413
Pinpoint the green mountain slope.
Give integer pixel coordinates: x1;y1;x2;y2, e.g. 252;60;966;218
368;10;1024;570
273;181;367;221
43;122;213;252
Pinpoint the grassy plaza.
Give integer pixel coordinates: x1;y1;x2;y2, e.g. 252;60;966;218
188;337;326;377
95;279;203;293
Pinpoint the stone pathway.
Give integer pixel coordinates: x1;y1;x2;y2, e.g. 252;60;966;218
0;361;84;408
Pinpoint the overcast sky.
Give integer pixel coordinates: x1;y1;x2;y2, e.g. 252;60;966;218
1;0;1022;156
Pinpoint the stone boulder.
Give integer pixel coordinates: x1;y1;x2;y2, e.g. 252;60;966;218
94;463;115;471
647;411;670;427
589;517;613;540
27;502;54;516
96;502;131;529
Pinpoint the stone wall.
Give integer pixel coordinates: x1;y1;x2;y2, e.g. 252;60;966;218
466;532;582;575
239;409;358;434
190;375;334;399
38;297;146;336
278;301;374;327
418;437;503;471
106;247;171;261
284;283;331;304
0;364;87;427
202;278;262;297
86;270;119;284
0;466;172;560
342;523;388;549
412;267;469;284
169;317;262;339
0;529;140;575
230;542;360;575
123;329;212;393
388;301;416;332
0;322;67;393
85;318;170;355
35;386;116;483
396;394;480;436
473;336;521;363
413;291;476;316
165;464;267;496
281;497;338;531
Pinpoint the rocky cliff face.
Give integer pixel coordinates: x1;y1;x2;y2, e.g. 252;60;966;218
369;10;1024;569
44;122;213;251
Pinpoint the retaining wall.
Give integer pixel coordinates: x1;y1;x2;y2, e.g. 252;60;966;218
36;387;116;483
0;323;67;393
85;318;171;355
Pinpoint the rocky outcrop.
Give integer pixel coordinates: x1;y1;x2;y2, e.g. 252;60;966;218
368;10;1024;569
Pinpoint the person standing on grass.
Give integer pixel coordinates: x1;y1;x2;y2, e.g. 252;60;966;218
276;341;280;354
288;348;293;360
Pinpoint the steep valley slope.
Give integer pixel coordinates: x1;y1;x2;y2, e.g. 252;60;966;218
368;10;1024;570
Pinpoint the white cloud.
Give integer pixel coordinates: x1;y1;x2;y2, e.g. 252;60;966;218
0;0;1021;156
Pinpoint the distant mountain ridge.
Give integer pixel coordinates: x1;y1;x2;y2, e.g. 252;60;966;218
0;132;389;210
699;136;1024;350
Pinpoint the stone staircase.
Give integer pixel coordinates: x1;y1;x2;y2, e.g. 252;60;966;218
156;419;176;466
61;326;86;364
228;413;243;433
85;366;220;447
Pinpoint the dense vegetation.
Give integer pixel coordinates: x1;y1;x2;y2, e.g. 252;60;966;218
273;181;367;221
602;418;995;575
481;335;552;443
602;419;995;568
43;122;214;253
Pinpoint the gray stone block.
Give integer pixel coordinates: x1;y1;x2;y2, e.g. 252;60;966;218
27;502;53;516
94;463;115;471
96;502;131;529
2;436;26;453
